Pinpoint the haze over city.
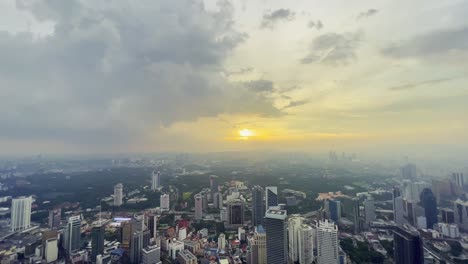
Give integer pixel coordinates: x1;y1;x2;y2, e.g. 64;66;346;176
0;0;466;156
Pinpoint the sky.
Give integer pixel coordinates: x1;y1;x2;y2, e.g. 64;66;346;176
0;0;467;155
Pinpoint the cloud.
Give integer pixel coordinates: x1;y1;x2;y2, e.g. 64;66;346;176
225;67;254;76
307;20;323;30
301;32;362;65
244;80;275;93
357;9;378;20
282;99;310;109
260;8;295;29
0;0;281;147
388;77;458;91
382;27;468;58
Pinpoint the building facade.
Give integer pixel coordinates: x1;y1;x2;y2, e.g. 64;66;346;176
316;220;339;264
10;196;32;232
265;209;287;264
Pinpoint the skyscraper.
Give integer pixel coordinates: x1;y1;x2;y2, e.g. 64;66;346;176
160;194;170;211
393;226;423;264
120;221;133;253
213;192;223;209
151;170;161;191
298;224;315;264
252;185;265;226
91;225;105;262
114;183;123;206
218;233;226;251
265;186;278;210
247;226;266;264
10;196;32;232
288;215;303;263
64;215;81;255
401;163;417;179
316;220;339;264
130;229;151;264
142;245;161;264
420;188;438;229
264;209;287;264
327;199;341;222
364;199;376;225
393;188;405;226
48;208;61;230
194;194;203;220
227;199;245;225
452;172;464;187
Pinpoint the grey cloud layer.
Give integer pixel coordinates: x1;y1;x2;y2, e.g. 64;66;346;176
260;8;295;29
301;32;362;65
357;9;378;20
388;77;458;91
0;0;281;145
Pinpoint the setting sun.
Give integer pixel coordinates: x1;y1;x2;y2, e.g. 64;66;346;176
239;129;254;138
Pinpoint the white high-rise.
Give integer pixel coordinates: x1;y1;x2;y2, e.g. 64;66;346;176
11;196;32;232
218;233;226;251
160;194;170;211
317;220;339;264
265;186;278;211
152;171;161;191
288;215;304;263
298;224;315;264
194;194;203;219
114;183;123;206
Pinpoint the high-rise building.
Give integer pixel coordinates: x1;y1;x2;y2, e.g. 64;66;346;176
393;188;405;226
264;209;287;264
194;194;203;220
91;225;105;262
218;233;226;251
48;208;61;230
177;249;197;264
160;194;170;211
440;208;455;224
10;196;32;232
114;183;123;206
393;226;423;264
405;182;430;203
151;171;161;191
420;188;437;229
452;172;464;187
298;224;315;264
316;220;339;264
227;200;245;225
265;186;278;210
401;163;417;179
130;229;151;264
120;221;133;252
64;215;81;255
364;199;376;225
247;226;266;264
432;179;451;202
210;176;218;198
252;185;265;226
328;199;341;222
44;237;58;263
213;192;223;209
142;245;161;264
288;215;303;263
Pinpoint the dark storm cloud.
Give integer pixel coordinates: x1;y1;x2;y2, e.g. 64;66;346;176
388;77;458;91
357;9;379;20
0;0;281;145
308;20;323;30
301;32;362;65
382;27;468;58
260;8;295;29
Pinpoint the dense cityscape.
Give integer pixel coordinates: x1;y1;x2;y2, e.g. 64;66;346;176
0;153;466;263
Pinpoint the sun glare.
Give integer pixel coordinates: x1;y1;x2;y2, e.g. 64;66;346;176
239;129;253;138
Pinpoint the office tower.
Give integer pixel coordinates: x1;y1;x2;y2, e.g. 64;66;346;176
247;226;266;264
328;199;341;222
288;215;303;263
202;192;208;212
440;208;455;224
432;179;451;202
227;200;245;225
147;215;158;241
130;229;151;264
393;226;423;264
44;237;58;263
177;249;197;264
316;220;339;264
91;225;105;262
194;194;203;220
160;194;170;211
401;163;417;179
10;196;32;232
265;186;278;210
393;188;405;225
298;224;315;264
114;183;123;206
142;245;161;264
452;173;464;187
120;221;133;252
48;208;61;230
264;209;287;264
252;185;265;226
151;170;161;191
405;182;430;203
64;215;81;255
420;188;437;229
210;176;218;197
364;199;376;225
213;192;223;209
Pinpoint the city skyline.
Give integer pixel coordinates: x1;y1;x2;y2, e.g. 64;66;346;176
0;0;466;155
